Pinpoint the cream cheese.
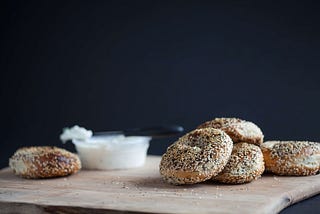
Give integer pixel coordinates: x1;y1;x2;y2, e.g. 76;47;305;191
60;125;93;143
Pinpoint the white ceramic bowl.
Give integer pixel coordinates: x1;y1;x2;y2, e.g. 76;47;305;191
72;135;151;170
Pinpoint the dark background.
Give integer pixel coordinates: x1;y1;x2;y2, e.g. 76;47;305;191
1;1;320;213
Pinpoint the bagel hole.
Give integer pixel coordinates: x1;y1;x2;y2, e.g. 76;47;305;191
184;140;207;150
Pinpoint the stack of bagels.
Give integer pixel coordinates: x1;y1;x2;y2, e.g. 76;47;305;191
159;118;320;185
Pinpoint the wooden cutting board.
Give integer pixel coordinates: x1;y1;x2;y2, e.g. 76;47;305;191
0;156;319;214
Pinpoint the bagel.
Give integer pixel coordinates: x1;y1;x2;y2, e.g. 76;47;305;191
159;128;233;185
261;141;320;176
9;146;81;179
213;142;265;184
197;117;264;146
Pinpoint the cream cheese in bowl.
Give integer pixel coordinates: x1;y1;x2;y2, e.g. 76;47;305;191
60;126;151;170
73;135;150;170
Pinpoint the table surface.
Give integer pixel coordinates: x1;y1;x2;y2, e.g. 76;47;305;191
280;194;320;214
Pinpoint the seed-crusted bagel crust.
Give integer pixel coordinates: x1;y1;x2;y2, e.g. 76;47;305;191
159;128;233;185
261;141;320;176
9;146;81;179
197;118;264;146
213;142;265;184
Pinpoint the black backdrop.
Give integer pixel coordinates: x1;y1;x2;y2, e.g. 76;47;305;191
2;2;320;170
1;1;320;213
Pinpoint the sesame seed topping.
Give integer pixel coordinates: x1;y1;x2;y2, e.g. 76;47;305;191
159;128;233;185
261;141;320;176
197;118;264;146
213;142;265;184
9;146;81;179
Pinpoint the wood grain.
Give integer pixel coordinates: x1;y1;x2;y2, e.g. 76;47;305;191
0;156;319;214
